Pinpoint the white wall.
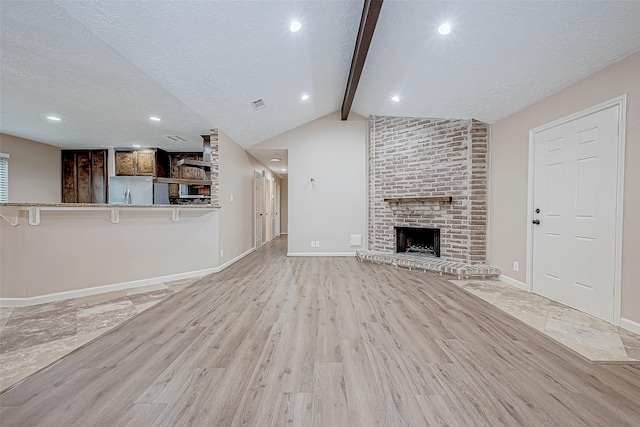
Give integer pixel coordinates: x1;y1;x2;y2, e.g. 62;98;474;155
251;112;368;255
0;208;219;299
489;51;640;323
0;134;61;203
218;130;280;263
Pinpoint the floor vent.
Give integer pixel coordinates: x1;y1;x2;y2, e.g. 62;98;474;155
251;98;267;110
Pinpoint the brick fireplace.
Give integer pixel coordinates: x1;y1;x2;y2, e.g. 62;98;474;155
367;116;488;264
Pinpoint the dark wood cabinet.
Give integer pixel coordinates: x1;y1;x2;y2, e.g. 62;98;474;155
114;138;211;204
61;150;108;203
115;151;134;175
114;149;169;177
166;152;211;199
135;151;155;175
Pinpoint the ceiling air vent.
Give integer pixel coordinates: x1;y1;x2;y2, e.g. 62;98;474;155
251;98;267;110
165;135;187;142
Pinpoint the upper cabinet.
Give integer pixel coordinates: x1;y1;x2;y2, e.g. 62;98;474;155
115;148;169;177
61;150;108;203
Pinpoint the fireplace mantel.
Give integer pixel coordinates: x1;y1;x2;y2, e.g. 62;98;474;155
383;196;452;204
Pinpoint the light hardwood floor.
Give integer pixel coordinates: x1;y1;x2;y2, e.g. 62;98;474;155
1;236;639;426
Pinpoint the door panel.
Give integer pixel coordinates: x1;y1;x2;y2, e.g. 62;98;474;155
61;152;78;203
532;105;618;321
76;152;92;204
91;150;107;203
576;157;596;218
546;163;563;216
135;151;155;175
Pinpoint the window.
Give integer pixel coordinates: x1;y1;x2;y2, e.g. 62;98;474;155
0;153;8;202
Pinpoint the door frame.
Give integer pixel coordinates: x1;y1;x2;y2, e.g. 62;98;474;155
525;95;627;324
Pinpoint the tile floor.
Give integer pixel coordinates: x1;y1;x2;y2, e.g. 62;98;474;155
0;277;202;392
2;275;639;393
450;279;640;363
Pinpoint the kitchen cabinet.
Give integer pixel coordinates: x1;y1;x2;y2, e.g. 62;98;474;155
166;135;212;201
61;150;108;203
115;148;169;177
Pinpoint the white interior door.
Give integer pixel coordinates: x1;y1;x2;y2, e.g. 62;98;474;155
270;181;276;240
263;177;270;243
275;182;281;237
532;105;619;322
254;171;263;248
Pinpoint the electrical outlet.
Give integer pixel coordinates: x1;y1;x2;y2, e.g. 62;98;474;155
315;241;320;247
311;241;316;248
230;194;234;202
513;261;519;272
220;249;224;258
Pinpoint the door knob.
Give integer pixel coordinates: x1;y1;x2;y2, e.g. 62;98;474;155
532;219;540;225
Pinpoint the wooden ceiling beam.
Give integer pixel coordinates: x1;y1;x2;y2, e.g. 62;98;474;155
341;0;384;121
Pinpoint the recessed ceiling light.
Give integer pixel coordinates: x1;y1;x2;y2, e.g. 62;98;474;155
270;158;281;162
290;21;302;32
132;144;141;148
391;96;400;102
149;116;162;122
438;23;451;35
301;94;310;101
46;116;61;121
281;168;287;172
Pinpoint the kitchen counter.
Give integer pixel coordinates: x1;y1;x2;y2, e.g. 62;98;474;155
0;202;219;208
0;202;220;226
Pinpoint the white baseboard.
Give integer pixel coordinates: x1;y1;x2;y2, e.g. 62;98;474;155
621;318;640;335
287;252;355;257
0;267;219;308
498;274;528;291
0;247;257;308
217;247;255;272
280;232;288;235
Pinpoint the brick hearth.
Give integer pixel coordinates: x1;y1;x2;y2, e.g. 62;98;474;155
356;250;500;279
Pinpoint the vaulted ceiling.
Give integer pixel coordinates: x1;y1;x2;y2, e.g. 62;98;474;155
1;1;640;152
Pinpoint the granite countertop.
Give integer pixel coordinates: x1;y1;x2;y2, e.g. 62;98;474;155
0;202;220;209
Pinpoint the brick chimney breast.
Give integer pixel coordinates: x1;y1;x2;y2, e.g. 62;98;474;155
367;116;489;264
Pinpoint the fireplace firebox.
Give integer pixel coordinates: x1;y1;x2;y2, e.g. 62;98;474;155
395;227;440;257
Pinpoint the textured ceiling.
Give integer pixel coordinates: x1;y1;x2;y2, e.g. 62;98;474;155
353;1;640;122
1;1;639;152
0;0;211;150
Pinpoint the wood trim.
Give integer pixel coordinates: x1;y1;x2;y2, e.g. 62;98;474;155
341;0;383;120
154;177;213;186
177;159;211;168
383;196;452;203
